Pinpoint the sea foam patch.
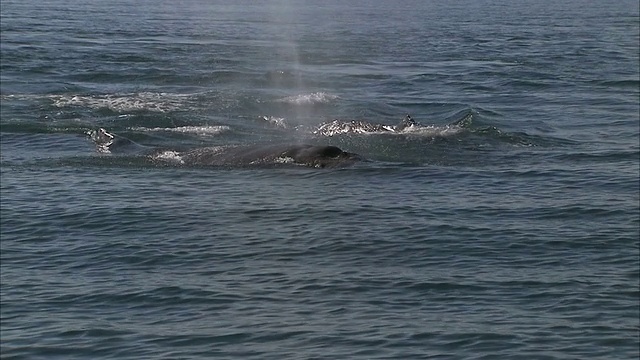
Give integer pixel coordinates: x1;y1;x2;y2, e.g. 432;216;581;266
48;92;189;113
313;119;465;138
151;150;184;164
400;123;465;137
276;92;338;105
130;125;231;136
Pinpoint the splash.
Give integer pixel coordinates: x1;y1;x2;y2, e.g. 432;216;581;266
276;92;338;105
151;150;184;165
314;120;396;136
313;118;465;138
87;128;115;153
258;115;289;129
271;156;295;165
401;124;465;138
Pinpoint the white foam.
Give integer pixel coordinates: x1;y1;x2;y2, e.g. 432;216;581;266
277;92;338;105
313;120;395;137
273;156;296;164
259;115;289;128
314;120;465;138
402;124;464;137
131;125;230;136
48;92;189;112
152;150;184;164
87;128;115;153
0;94;39;101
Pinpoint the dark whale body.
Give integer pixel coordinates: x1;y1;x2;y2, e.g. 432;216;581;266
89;128;360;168
181;143;360;168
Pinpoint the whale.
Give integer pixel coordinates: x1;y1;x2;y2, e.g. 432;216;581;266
179;143;360;168
88;128;361;168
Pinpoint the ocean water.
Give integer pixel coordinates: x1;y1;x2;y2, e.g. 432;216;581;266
1;0;639;359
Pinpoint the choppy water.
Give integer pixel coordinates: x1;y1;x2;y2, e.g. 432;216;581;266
1;0;639;359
